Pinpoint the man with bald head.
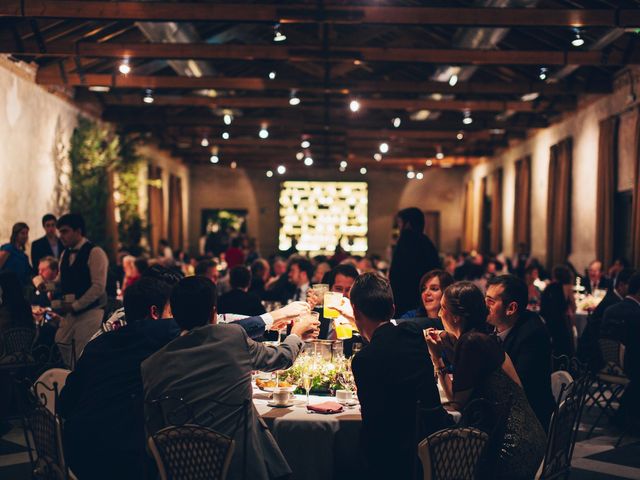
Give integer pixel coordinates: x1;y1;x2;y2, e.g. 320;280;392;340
582;260;611;295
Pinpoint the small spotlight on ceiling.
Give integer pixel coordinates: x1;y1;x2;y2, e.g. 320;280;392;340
289;90;301;106
349;99;361;112
392;117;402;128
259;127;269;139
373;153;382;161
118;58;131;75
223;114;233;125
268;71;277;80
457;132;464;140
571;29;584;47
266;170;273;178
210;155;219;164
340;160;348;168
426;159;433;167
301;140;310;149
143;88;154;104
436;152;444;160
360;167;367;175
201;137;209;147
407;171;415;179
304;157;313;166
539;67;548;81
230;161;237;169
448;74;458;87
88;85;110;92
339;166;346;172
379;142;389;154
273;24;287;42
416;172;424;180
296;152;305;160
222;132;230;140
277;165;286;175
462;110;473;125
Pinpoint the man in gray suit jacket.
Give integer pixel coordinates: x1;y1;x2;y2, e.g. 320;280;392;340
142;276;320;480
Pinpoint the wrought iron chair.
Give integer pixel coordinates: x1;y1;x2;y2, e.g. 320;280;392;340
0;327;36;367
34;368;71;415
536;374;590;480
32;339;77;373
146;395;250;480
148;424;235;480
551;370;574;403
28;402;72;480
418;427;489;480
586;339;629;438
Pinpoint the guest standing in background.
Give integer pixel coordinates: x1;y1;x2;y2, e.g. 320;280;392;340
55;214;108;365
31;214;64;271
540;265;576;358
389;207;440;316
224;237;245;269
0;222;31;287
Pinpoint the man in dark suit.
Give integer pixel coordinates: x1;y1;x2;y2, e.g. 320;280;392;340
389;207;440;316
582;260;612;295
485;275;555;430
351;273;451;480
30;213;64;271
141;276;320;480
218;265;266;316
603;273;640;426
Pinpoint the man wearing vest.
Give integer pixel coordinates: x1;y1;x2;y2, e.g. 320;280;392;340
55;214;108;366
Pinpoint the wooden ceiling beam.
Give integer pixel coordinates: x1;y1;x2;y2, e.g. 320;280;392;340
5;40;638;66
2;1;638;28
35;71;611;95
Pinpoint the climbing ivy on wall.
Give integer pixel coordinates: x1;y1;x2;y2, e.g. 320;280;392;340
69;116;144;256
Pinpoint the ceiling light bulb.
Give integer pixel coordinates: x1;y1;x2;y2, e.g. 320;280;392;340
360;167;367;175
277;165;286;174
572;31;584;47
379;142;389;154
296;152;304;160
457;132;464;140
301;140;310;149
462;110;473;125
392;117;401;128
426;159;433;167
259;128;269;139
407;171;415;179
416;172;424;180
436;152;444;160
118;58;131;75
539;67;548;81
268;71;277;80
304;157;313;166
349;99;360;112
143;88;154;104
222;132;230;140
210;155;219;163
448;74;458;87
201;137;209;147
223;114;233;125
339;166;346;172
340;160;348;168
266;170;273;178
373;153;382;161
289;90;300;106
273;24;287;42
230;161;237;169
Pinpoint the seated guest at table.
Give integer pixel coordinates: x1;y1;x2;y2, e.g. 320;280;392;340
540;264;576;358
350;273;451;480
249;258;270;298
397;269;454;330
485;275;555;430
31;214;64;271
608;257;630;289
0;222;32;286
426;281;546;479
287;257;313;302
121;255;141;294
604;273;640;426
194;257;219;285
31;256;59;307
59;277;177;480
218;265;266;317
141;276;320;480
524;264;543;311
579;268;636;369
582;260;611;294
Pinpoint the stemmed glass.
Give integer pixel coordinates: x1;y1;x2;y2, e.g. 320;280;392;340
302;372;312;408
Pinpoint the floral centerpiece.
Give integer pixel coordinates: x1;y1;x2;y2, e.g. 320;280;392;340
284;353;351;395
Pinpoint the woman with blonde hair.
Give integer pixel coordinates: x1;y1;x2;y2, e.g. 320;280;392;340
0;222;31;286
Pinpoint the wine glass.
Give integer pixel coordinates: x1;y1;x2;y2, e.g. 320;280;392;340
302;372;312;408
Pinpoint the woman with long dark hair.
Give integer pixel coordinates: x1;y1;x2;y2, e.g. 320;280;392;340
425;281;546;479
540;264;576;357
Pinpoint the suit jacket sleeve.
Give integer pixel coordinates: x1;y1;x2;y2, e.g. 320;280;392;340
245;330;303;372
233;315;267;339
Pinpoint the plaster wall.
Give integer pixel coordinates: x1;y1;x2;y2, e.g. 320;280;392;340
189;165;466;259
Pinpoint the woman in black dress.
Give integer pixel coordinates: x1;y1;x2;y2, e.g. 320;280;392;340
540;264;576;358
425;281;546;480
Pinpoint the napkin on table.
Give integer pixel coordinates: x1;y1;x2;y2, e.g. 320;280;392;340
306;401;344;414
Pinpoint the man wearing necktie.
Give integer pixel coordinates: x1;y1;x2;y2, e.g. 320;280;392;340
287;258;312;303
55;214;108;366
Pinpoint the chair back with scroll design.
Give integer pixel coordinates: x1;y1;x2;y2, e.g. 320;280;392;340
418;427;489;480
0;327;36;367
33;369;71;415
28;403;69;480
537;375;589;480
148;424;235;480
551;370;574;403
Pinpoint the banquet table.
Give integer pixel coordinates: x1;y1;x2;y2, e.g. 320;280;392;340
253;384;459;480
